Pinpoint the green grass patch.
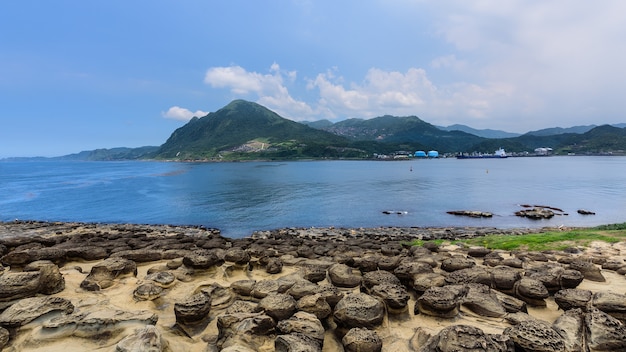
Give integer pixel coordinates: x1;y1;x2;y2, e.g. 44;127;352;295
594;222;626;231
406;239;447;247
407;226;626;251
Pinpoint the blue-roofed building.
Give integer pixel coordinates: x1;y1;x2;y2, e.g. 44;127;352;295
427;150;439;158
414;151;427;158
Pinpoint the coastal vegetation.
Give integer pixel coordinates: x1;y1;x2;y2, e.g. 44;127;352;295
409;222;626;251
151;100;626;161
16;99;624;161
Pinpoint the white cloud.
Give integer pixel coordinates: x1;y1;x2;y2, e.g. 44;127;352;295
200;63;516;126
162;106;208;121
204;63;297;97
203;64;315;121
198;0;626;132
428;0;626;129
308;67;514;124
430;55;466;71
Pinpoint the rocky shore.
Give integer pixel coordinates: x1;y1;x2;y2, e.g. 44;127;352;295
0;220;625;351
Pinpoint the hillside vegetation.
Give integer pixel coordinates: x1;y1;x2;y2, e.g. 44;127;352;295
38;100;626;161
155;100;358;160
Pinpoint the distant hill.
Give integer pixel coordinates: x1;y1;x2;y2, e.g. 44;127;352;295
525;125;598;136
6;102;624;161
558;124;626;153
57;146;159;161
302;119;334;129
464;125;626;154
311;115;484;152
438;124;521;139
155;100;358;160
526;123;626;136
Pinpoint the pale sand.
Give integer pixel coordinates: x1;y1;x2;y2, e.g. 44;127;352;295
6;243;626;352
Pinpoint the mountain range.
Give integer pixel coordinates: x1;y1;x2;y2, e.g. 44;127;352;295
8;100;625;161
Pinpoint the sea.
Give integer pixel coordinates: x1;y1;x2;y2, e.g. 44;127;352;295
1;157;625;238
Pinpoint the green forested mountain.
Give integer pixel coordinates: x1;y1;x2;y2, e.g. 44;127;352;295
463;125;626;154
438;124;521;139
153;101;626;158
58;146;159;161
23;101;624;161
558;125;626;153
155;100;357;160
315;115;485;152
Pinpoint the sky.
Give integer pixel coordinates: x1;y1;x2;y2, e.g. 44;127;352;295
2;1;626;157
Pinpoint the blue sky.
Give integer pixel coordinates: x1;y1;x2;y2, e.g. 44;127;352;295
2;1;626;157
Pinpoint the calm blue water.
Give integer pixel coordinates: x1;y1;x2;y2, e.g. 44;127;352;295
1;157;625;238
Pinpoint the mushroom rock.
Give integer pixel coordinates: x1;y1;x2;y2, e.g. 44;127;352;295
514;278;549;307
115;325;165;352
585;307;626;351
591;291;626;322
333;293;385;330
569;260;605;282
416;286;467;318
504;320;565;352
552;308;584;352
0;296;74;328
419;324;513;352
554;289;592;312
342;327;382;352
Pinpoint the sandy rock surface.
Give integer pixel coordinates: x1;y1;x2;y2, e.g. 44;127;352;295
0;221;625;351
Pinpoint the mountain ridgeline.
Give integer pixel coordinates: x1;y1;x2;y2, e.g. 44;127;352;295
42;100;626;161
155;100;355;160
153;100;625;160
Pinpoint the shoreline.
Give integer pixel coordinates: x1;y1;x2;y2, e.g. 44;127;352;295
0;219;567;241
0;220;624;351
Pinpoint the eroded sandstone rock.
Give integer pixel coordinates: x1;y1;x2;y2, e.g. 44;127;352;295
116;324;165;352
342;327;382;352
333;293;385;330
80;257;137;291
585;307;626;351
0;296;74;328
504;319;565;352
174;291;212;325
419;324;513;352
